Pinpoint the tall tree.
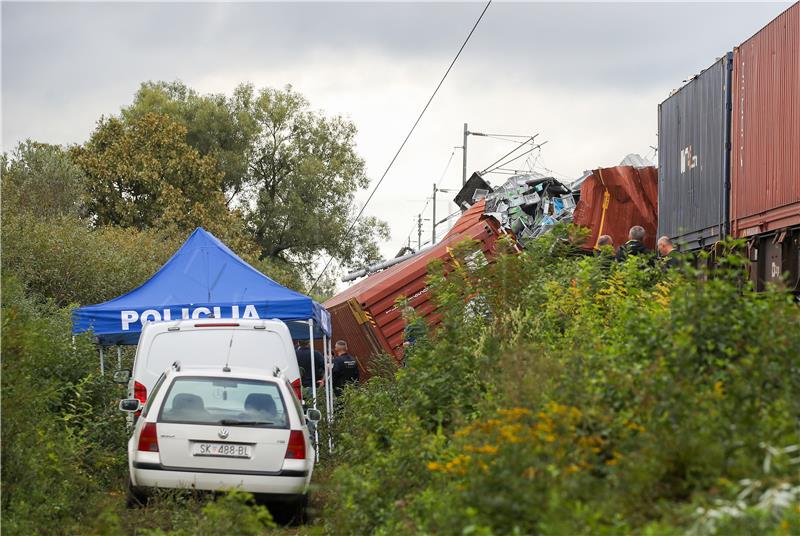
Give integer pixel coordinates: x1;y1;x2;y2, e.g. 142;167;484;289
121;81;255;205
1;141;86;219
236;84;389;277
71;112;248;250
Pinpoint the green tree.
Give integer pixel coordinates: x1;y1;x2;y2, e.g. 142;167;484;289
235;83;389;277
1;140;86;219
121;81;255;204
72;112;248;248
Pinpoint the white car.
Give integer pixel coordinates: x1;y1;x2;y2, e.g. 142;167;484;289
120;364;319;514
121;319;304;413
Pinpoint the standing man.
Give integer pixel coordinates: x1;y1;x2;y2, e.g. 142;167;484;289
616;226;651;261
657;236;682;271
331;340;360;397
294;340;324;390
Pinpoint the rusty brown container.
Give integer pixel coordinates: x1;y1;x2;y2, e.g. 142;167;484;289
573;166;659;251
731;2;800;238
324;200;509;376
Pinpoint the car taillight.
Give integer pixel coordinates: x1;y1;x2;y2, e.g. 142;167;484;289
290;378;302;401
285;430;306;459
134;381;147;405
137;422;159;452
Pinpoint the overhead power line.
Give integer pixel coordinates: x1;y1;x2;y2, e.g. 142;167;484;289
404;149;456;247
483;141;548;175
480;134;537;175
310;0;492;292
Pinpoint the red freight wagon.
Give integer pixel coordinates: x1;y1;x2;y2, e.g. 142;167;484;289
324;200;510;377
731;2;800;289
573;165;659;251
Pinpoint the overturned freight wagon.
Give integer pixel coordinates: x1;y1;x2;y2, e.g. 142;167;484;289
324;201;509;377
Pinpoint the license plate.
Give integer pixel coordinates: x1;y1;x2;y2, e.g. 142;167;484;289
192;442;252;458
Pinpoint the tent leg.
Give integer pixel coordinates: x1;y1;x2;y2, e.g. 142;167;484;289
99;346;105;376
308;320;319;461
117;346;122;370
327;337;334;452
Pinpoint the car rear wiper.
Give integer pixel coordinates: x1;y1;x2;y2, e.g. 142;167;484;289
220;419;275;426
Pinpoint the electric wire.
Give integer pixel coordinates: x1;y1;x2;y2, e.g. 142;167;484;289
309;0;492;291
479;134;537;175
483;141;548;175
403;149;456;248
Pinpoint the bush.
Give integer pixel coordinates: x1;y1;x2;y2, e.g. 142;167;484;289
1;277;128;534
323;234;800;535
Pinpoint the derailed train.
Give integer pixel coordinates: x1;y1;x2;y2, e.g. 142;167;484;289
325;3;799;376
658;2;799;291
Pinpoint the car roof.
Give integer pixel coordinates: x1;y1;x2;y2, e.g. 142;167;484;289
142;318;292;331
166;366;288;383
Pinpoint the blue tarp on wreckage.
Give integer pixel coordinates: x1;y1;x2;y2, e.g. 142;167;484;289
72;228;331;345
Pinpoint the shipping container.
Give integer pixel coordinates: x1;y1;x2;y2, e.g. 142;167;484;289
731;2;800;237
572;165;659;251
324;201;509;376
731;2;800;290
657;54;733;251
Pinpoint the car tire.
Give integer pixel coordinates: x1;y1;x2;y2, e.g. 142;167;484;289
126;479;147;508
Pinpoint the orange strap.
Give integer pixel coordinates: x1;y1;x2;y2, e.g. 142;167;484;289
594;190;611;249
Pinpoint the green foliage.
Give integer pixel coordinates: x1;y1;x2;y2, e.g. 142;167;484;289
72;112;250;251
324;234;800;535
139;490;276;536
1;211;182;306
1;276;128;535
1;140;86;219
236;83;390;273
122;81;256;203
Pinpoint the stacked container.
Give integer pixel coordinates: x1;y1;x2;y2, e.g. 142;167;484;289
731;3;800;289
657;2;799;289
657;54;733;251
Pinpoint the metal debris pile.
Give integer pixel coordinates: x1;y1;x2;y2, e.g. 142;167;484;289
480;173;577;244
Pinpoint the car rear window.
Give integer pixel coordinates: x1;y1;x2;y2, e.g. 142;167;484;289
158;377;288;428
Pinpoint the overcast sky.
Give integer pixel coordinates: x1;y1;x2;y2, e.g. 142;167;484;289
1;1;791;268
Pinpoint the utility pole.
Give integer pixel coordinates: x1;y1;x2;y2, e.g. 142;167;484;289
462;123;469;186
432;184;437;245
417;214;422;250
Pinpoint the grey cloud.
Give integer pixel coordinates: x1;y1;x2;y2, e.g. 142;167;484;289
2;2;790;149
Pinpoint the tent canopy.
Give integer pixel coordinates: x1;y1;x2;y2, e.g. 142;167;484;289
72;228;331;345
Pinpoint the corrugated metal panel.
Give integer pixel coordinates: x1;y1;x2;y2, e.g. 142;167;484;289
445;199;487;238
326;299;382;378
573;165;659;250
658;55;732;250
731;2;800;237
324;206;507;368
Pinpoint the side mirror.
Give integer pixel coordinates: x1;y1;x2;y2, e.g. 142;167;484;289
306;408;322;423
119;399;141;413
113;369;131;384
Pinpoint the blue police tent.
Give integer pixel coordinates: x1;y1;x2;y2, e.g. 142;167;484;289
72;227;332;346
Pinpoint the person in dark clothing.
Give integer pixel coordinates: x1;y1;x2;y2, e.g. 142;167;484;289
331;340;360;397
657;236;682;271
615;226;651;261
294;340;324;389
